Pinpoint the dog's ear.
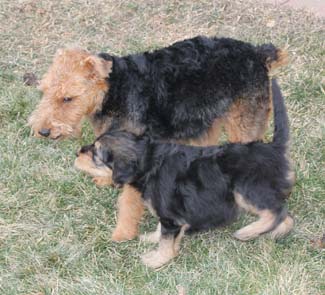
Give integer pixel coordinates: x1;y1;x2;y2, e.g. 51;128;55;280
82;55;112;78
112;159;137;186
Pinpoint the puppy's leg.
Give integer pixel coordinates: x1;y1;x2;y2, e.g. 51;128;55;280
269;214;294;239
111;185;145;242
233;192;278;241
141;223;187;269
224;94;271;143
140;223;161;244
233;210;277;241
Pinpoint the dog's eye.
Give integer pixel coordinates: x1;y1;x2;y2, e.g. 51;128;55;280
63;97;73;103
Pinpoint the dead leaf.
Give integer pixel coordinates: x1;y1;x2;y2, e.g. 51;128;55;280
310;234;325;249
23;72;39;86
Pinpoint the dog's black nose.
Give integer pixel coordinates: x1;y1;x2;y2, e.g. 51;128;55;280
38;128;51;137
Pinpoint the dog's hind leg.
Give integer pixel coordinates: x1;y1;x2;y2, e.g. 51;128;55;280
112;185;145;242
233;192;280;241
141;223;188;269
269;214;294;239
224;93;271;143
140;223;161;244
180;117;224;147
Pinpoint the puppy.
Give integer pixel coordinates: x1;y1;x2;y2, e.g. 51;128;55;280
77;80;294;268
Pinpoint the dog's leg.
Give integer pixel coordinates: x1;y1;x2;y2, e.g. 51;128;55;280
224;94;271;143
269;215;294;239
141;224;187;269
233;210;277;241
233;192;278;241
111;185;145;242
140;223;161;244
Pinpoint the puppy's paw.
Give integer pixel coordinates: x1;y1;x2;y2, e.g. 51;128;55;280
233;229;257;241
92;176;113;187
140;231;160;244
141;249;175;269
111;228;138;242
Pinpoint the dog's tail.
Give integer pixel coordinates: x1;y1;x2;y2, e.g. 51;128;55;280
271;79;290;149
256;44;288;71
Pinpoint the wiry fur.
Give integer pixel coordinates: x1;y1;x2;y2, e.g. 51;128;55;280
28;48;111;139
29;36;287;142
77;79;294;267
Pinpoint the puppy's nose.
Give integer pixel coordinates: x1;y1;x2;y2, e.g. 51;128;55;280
38;128;51;137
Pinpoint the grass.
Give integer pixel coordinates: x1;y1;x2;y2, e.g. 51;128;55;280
0;0;324;294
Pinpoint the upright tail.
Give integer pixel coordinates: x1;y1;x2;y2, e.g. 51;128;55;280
256;44;288;71
271;79;290;148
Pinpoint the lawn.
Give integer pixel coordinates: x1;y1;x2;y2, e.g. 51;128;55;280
0;0;324;294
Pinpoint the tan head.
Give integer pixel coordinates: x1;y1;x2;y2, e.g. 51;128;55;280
28;48;112;139
75;131;148;186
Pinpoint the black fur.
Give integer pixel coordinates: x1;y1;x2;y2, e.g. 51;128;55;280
84;79;294;240
94;36;281;140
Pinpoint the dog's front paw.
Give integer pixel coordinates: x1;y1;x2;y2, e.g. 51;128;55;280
111;227;138;242
141;249;175;269
92;176;113;187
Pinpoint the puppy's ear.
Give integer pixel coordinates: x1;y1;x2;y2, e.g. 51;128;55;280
112;160;137;186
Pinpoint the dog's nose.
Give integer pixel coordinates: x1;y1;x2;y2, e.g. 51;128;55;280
38;128;51;137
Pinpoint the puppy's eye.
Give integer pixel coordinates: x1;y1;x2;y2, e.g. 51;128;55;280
63;97;73;103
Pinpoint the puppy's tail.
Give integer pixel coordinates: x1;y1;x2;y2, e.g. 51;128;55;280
256;44;288;71
271;79;290;149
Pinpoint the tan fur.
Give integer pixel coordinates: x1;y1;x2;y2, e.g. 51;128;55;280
270;215;294;239
141;225;188;268
74;150;113;186
234;192;278;241
111;185;145;242
140;223;161;243
177;95;272;146
224;98;271;143
234;192;259;215
28;48;111;139
180;117;224;146
268;49;289;72
92;176;113;187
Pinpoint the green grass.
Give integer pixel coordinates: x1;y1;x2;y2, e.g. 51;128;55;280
0;0;324;294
